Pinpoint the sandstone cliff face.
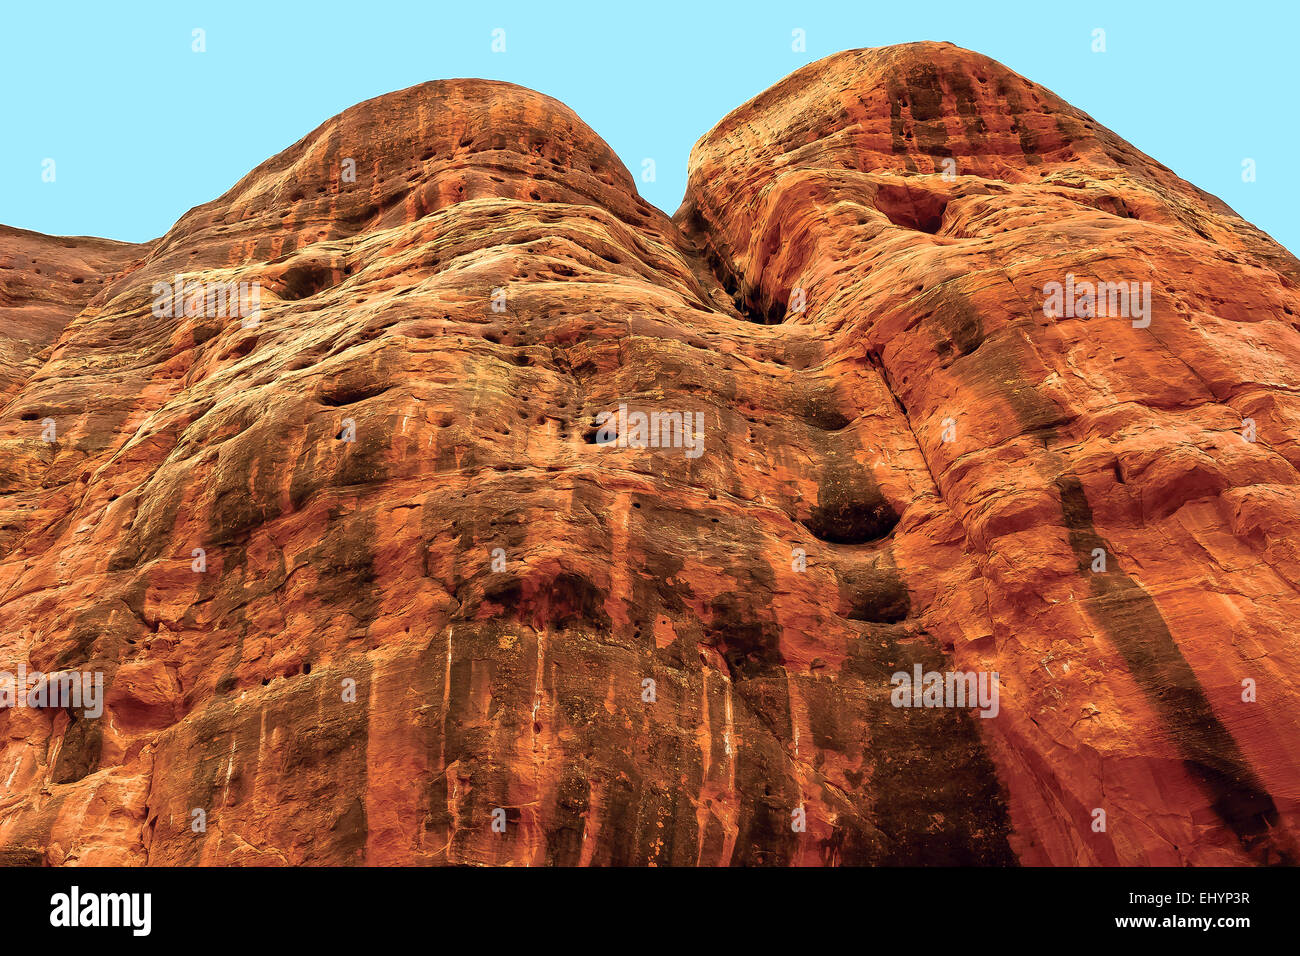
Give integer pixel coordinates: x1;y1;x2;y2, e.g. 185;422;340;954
1;43;1297;866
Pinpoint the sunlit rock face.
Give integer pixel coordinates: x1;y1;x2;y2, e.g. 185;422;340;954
2;43;1298;866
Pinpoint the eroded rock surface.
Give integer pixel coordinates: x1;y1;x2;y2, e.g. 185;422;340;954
1;44;1298;866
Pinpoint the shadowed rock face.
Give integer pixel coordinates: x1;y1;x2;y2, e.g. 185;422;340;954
1;43;1297;866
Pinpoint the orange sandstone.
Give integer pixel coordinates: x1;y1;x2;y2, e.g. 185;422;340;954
1;45;1297;866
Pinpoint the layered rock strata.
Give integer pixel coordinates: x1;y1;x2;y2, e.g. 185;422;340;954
1;44;1297;866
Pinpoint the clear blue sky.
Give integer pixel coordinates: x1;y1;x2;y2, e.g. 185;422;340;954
1;1;1294;253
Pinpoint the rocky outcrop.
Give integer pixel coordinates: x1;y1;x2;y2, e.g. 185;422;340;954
1;43;1298;866
0;226;146;399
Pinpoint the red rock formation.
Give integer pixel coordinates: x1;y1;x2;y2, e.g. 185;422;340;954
1;44;1298;866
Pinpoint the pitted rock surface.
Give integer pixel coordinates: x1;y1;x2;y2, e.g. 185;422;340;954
1;44;1297;865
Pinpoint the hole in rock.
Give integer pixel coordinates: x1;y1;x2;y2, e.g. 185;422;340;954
276;262;337;301
873;182;948;234
319;380;391;408
220;335;259;361
801;472;901;544
802;401;853;431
